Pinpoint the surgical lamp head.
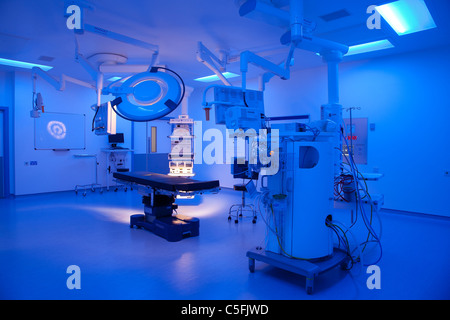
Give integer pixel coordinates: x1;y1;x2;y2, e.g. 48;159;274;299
103;66;185;122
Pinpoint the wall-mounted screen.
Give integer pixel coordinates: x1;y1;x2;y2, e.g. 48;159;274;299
34;112;86;150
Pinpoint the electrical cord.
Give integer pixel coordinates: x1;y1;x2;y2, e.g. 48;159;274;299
91;105;102;131
340;127;383;266
253;118;382;268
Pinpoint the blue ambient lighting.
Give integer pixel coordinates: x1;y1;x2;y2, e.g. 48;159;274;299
194;72;240;83
346;39;394;56
0;58;53;71
376;0;436;36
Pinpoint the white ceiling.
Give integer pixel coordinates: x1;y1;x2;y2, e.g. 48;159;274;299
1;0;450;87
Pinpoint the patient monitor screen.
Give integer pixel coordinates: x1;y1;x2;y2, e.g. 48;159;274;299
108;133;124;147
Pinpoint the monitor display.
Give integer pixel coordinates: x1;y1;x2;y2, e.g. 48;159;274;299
108;133;124;144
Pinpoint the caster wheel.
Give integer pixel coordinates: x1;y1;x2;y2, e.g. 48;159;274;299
234;219;238;224
228;216;232;221
252;219;256;224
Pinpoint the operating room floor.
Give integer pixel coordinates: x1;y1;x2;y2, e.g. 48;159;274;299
0;188;449;300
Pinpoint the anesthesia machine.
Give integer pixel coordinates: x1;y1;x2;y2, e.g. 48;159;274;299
200;0;383;294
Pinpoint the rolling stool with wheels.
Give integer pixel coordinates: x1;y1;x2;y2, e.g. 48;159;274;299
228;181;257;224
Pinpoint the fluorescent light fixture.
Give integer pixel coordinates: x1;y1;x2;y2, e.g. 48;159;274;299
346;39;394;56
0;57;53;71
107;76;122;82
376;0;436;36
194;72;240;83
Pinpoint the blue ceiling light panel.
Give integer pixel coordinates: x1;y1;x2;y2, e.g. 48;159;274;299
0;58;53;71
346;39;394;56
376;0;437;36
194;72;240;83
107;76;122;82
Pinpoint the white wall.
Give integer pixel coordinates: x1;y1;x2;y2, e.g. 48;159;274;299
337;46;450;217
0;71;15;195
13;71;132;195
189;45;450;217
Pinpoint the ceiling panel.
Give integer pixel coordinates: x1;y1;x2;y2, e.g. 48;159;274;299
0;0;449;87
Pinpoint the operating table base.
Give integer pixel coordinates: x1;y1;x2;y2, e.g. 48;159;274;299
246;247;349;295
130;214;199;242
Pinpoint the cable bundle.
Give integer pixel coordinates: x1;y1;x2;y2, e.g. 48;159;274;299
331;124;383;269
252;121;383;270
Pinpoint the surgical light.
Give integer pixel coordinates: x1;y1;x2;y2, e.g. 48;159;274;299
376;0;436;36
346;39;394;56
104;66;185;122
194;72;240;83
0;58;53;71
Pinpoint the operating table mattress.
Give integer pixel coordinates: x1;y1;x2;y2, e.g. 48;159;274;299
113;171;220;192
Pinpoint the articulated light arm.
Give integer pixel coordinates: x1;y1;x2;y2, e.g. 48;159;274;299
240;50;291;93
259;55;295;91
30;66;95;118
31;67;96;91
197;42;232;86
83;24;159;54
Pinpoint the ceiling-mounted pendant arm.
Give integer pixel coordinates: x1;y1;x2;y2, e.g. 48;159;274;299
196;42;232;86
240;50;290;92
259;56;294;91
197;41;227;71
82;23;159;56
289;0;304;45
75;52;99;81
68;3;160;69
31;67;96;92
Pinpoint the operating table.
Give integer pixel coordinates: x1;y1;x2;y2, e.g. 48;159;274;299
113;171;220;241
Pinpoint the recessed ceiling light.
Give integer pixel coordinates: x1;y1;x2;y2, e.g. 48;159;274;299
346;39;394;56
194;72;240;83
107;76;123;82
0;57;53;71
376;0;436;36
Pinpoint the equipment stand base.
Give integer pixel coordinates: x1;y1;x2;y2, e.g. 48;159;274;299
130;214;199;242
246;247;349;295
